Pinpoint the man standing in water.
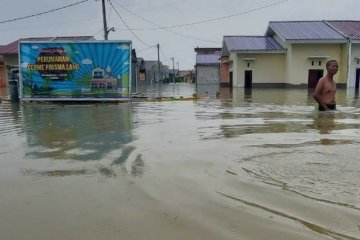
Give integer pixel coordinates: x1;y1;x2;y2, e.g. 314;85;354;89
313;60;338;111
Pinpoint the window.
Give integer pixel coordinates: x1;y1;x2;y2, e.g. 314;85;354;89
93;71;103;79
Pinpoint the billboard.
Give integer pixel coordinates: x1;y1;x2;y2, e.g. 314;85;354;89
19;41;131;101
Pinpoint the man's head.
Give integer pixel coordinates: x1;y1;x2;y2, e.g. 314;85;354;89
326;60;338;75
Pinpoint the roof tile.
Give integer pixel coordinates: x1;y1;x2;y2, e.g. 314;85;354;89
268;21;345;40
327;21;360;40
223;36;285;51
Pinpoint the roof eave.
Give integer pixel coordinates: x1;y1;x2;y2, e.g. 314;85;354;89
230;50;287;54
286;39;347;44
196;63;220;66
0;52;18;55
265;25;287;43
221;40;230;57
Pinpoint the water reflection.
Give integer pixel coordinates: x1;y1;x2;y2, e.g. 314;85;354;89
17;103;146;178
355;89;359;99
244;88;252;102
0;102;23;136
22;103;134;161
136;82;195;98
196;84;220;98
313;112;336;134
0;87;7;98
1;86;360;240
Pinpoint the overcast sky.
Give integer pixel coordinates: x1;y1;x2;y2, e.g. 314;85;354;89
1;0;360;69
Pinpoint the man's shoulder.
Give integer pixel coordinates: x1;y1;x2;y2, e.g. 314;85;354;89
317;77;326;84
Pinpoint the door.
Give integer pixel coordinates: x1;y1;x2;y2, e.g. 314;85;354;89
0;66;6;87
356;69;360;89
229;71;233;87
244;70;252;88
308;69;323;88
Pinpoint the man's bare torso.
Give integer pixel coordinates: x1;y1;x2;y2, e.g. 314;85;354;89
317;77;336;105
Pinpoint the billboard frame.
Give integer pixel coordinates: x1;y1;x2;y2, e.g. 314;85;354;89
18;40;132;102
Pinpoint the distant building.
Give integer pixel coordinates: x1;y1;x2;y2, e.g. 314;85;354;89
178;70;194;83
194;47;221;85
168;69;179;83
139;60;169;84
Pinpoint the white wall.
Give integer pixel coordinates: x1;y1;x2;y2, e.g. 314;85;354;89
288;43;345;85
349;43;360;88
231;52;286;87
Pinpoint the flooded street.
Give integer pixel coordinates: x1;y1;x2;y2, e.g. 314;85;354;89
1;83;360;240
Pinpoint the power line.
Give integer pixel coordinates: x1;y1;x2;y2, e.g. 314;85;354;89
137;45;157;52
109;1;153;47
135;0;187;12
112;0;219;44
92;28;105;38
0;0;90;24
160;47;172;63
115;0;290;31
0;17;100;32
122;0;184;8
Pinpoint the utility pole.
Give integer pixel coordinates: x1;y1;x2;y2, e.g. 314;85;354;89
157;43;160;82
102;0;108;40
172;57;175;84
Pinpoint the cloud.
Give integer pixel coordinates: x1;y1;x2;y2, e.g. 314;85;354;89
21;62;29;68
117;45;130;50
31;45;39;49
82;59;92;64
124;61;129;65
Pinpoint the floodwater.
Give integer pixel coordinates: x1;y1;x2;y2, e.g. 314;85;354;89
1;83;360;240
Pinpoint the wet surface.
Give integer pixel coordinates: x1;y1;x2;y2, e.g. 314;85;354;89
1;84;360;240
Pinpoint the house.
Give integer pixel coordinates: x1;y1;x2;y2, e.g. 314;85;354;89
90;67;118;90
221;36;286;88
168;69;179;83
326;21;360;89
0;45;5;87
178;70;194;83
194;47;221;85
139;60;169;84
222;20;360;88
265;21;346;88
0;36;94;90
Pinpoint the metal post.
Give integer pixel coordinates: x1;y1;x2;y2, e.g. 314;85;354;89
172;57;175;84
177;62;179;83
102;0;108;40
157;44;160;82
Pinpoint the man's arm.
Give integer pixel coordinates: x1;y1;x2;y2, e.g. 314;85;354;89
313;79;329;111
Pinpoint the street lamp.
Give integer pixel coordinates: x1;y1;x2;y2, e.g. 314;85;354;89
105;27;115;40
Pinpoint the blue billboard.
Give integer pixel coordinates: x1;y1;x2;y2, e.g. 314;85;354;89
19;41;131;101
